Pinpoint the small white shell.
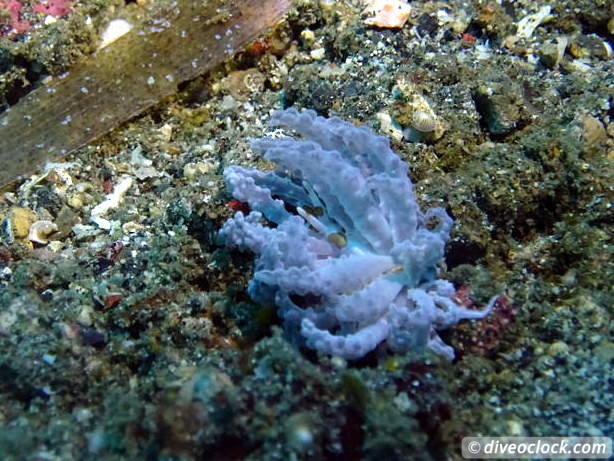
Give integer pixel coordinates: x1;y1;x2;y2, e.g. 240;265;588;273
411;110;438;133
28;220;58;244
98;19;133;50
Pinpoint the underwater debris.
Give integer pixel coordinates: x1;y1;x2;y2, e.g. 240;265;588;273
221;109;496;360
0;0;293;187
90;175;133;230
515;5;552;39
362;0;411;29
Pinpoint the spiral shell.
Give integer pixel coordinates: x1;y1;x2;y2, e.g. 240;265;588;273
28;220;58;244
411;110;438;133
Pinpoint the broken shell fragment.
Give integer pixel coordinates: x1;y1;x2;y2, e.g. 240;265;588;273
362;0;411;29
98;19;133;50
28;220;59;244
